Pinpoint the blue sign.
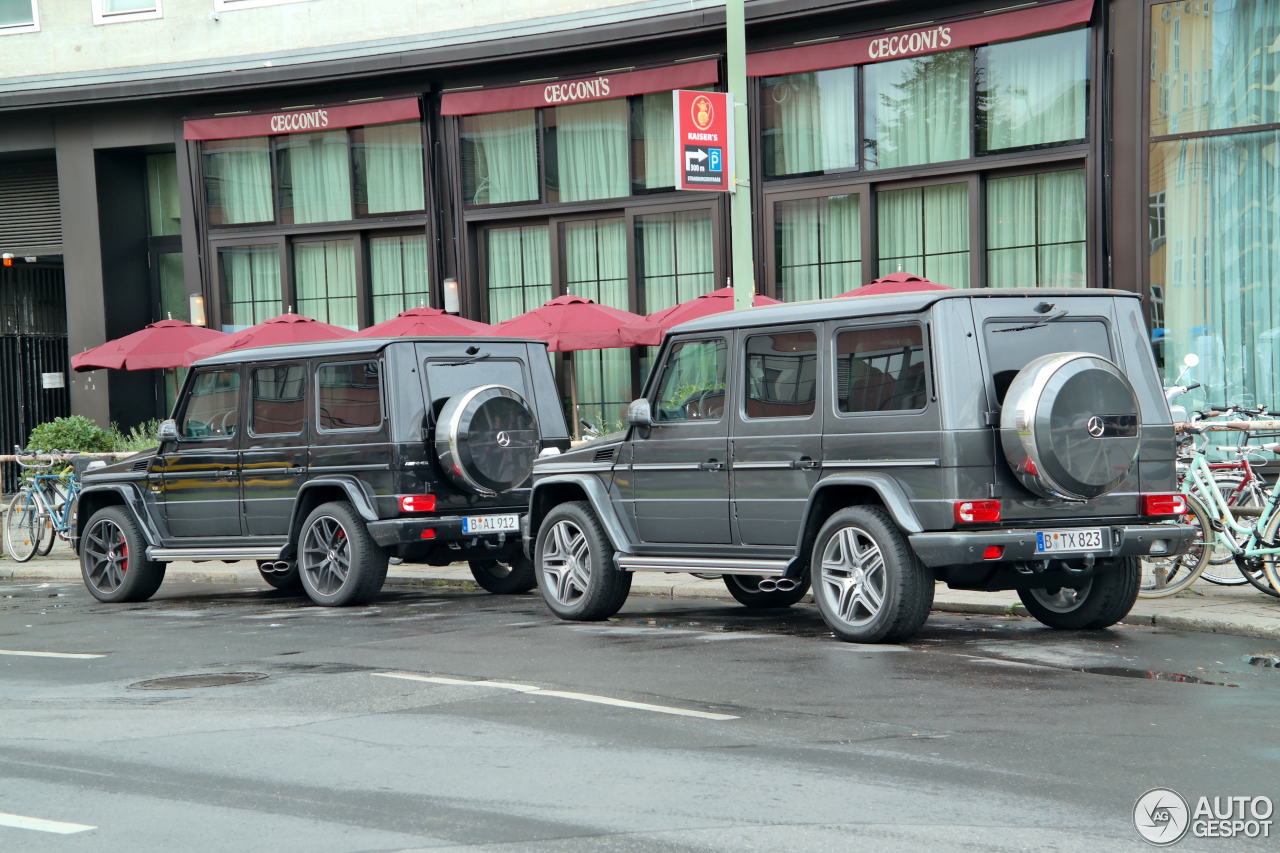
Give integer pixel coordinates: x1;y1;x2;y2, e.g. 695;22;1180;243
708;147;722;173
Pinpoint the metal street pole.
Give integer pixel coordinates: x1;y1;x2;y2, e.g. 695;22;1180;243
726;0;754;310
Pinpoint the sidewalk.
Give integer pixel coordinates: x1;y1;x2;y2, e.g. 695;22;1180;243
5;549;1280;641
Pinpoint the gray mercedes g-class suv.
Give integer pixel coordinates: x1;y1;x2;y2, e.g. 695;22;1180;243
525;289;1195;643
74;336;568;606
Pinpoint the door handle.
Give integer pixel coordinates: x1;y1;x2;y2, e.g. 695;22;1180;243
793;458;819;470
216;468;236;480
290;466;306;475
699;460;725;471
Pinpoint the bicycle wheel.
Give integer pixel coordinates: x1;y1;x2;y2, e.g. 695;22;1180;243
3;489;45;562
1254;503;1280;597
1201;473;1260;582
34;480;69;557
1139;494;1211;598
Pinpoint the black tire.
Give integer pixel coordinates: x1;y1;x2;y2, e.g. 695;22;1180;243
79;506;166;603
469;555;537;594
811;506;934;643
1017;556;1139;630
258;561;303;592
296;502;388;606
534;501;631;620
723;574;810;608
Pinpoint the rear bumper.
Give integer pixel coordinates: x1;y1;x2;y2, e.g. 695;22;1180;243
367;513;525;548
908;523;1197;568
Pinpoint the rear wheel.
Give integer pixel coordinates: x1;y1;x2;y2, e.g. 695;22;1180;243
297;502;388;606
723;574;809;608
3;489;43;562
534;501;630;620
469;555;537;594
79;506;166;603
1018;557;1139;630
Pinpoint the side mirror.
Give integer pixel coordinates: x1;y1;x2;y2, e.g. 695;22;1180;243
625;398;653;428
157;419;179;442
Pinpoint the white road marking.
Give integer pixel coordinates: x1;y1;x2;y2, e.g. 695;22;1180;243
0;811;95;834
372;671;738;720
0;649;104;660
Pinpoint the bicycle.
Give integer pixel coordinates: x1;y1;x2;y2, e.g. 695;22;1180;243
3;449;83;562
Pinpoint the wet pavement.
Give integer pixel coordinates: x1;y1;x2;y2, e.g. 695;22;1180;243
2;578;1278;851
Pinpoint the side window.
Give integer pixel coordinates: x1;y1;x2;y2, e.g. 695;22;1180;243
835;325;928;413
179;369;241;438
317;361;383;431
744;330;817;418
251;363;306;435
652;338;727;423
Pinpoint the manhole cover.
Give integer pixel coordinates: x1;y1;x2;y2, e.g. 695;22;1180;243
128;672;268;690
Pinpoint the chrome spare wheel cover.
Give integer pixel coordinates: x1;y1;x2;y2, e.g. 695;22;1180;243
540;519;590;606
1028;580;1092;613
301;515;350;596
83;518;128;593
818;526;886;627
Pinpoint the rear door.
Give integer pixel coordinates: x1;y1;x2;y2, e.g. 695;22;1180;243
160;366;244;538
241;360;309;537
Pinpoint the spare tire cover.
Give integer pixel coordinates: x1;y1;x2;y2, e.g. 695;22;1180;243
999;352;1141;501
435;385;539;495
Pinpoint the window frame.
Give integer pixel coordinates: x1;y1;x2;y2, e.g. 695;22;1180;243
209;235;287;332
92;0;162;25
740;326;820;421
315;359;386;434
247;361;308;438
0;0;38;34
829;320;933;419
290;231;366;330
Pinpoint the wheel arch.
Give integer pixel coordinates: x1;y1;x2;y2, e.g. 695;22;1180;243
284;478;378;559
788;476;922;579
75;485;160;551
528;475;632;556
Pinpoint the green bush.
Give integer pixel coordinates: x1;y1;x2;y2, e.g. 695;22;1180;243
108;419;162;453
26;416;117;453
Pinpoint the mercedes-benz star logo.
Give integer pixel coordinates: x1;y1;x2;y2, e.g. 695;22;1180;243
495;431;511;448
1134;788;1190;845
1087;416;1106;438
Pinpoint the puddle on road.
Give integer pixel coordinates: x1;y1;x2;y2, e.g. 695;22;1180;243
1073;666;1239;688
1244;651;1280;668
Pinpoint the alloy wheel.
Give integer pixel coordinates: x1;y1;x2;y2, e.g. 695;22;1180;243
82;518;129;594
301;515;350;596
817;526;886;628
540;519;590;607
1028;580;1093;613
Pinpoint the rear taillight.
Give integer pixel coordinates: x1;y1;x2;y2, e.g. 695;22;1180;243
982;545;1004;560
954;500;1001;524
399;494;437;513
1142;494;1186;517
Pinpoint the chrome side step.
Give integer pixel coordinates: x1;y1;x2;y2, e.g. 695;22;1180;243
615;555;788;576
146;546;283;562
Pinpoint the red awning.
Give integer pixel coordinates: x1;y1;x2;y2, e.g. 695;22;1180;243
184;97;421;141
440;59;719;117
748;0;1094;78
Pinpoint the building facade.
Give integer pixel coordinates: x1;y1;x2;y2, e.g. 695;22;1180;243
1;0;1276;438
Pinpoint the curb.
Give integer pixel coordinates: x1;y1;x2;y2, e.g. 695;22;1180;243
3;564;1277;641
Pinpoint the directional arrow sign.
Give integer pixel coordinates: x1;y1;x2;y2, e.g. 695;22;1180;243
675;90;731;192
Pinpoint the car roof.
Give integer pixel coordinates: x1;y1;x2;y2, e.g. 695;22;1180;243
192;335;548;367
671;288;1140;335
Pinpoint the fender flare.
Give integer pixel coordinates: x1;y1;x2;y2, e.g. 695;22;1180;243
288;477;380;534
789;474;923;578
75;484;162;548
528;474;634;555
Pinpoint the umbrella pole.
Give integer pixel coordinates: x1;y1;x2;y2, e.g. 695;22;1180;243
566;351;579;439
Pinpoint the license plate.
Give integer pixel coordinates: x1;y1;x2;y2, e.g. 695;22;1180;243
1035;527;1105;554
462;514;519;534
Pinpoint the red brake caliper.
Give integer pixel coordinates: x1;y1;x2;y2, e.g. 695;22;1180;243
120;538;128;573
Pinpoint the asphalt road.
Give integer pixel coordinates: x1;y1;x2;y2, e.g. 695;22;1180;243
2;579;1278;852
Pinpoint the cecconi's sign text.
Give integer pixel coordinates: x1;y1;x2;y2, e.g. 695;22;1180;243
866;25;953;60
268;109;330;133
543;78;612;105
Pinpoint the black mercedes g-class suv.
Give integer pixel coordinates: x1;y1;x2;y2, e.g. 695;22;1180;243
74;336;568;606
525;289;1196;643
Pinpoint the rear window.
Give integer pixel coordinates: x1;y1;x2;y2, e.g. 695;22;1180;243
425;358;529;416
984;318;1113;403
835;325;928;413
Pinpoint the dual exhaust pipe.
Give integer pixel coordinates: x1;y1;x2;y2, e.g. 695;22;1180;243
260;561;292;574
755;577;800;593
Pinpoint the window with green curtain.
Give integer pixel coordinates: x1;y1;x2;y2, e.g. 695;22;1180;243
485;224;551;322
978;29;1088;152
636;209;715;312
204;138;273;226
461;111;540;205
761;68;859;177
353;122;425;215
987;170;1086;288
877;183;969;287
864;50;970;169
370;234;431;323
1150;129;1280;410
146;153;181;236
278;130;353;224
547;99;630;202
294;239;358;329
563;218;630;430
0;0;34;27
158;253;188;322
635;91;676;191
219;245;281;331
1151;0;1280;137
775;194;861;300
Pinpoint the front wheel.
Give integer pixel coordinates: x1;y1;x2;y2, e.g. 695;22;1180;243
811;506;934;643
723;574;810;608
534;501;631;620
297;502;388;606
3;489;44;562
469;555;537;594
79;506;166;603
1018;557;1139;630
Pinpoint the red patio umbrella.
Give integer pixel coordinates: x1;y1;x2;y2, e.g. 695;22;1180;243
839;272;952;297
355;306;491;338
620;286;781;346
184;313;356;365
491;294;642;352
71;319;225;372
